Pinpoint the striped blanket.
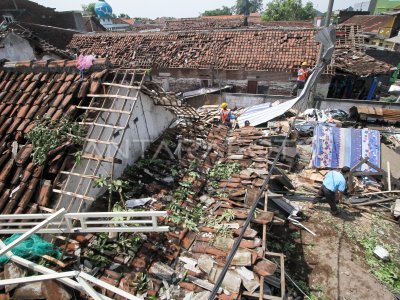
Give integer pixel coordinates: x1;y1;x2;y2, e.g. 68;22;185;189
311;126;380;171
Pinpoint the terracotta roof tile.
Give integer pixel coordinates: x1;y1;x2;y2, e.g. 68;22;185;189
69;29;320;71
0;59;110;214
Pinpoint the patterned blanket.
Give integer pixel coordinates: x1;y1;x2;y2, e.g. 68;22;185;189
311;126;380;171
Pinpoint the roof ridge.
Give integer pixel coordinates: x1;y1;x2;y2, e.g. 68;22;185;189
0;58;111;74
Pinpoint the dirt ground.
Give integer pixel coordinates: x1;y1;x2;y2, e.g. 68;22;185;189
269;202;398;300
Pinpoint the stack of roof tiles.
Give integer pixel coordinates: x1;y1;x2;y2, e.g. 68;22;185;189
333;49;392;75
331;24;392;75
0;58;109;215
69;29;319;71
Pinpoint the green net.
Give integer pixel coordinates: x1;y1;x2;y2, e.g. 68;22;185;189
0;234;61;266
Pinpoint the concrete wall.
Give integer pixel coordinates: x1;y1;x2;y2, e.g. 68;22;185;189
55;90;176;213
0;33;35;61
186;93;295;108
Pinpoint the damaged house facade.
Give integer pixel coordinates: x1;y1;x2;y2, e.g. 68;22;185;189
68;28;320;96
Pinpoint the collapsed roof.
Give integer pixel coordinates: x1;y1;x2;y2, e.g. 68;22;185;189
0;57;194;216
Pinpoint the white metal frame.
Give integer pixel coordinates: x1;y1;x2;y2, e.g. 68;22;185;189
0;238;143;300
0;210;168;234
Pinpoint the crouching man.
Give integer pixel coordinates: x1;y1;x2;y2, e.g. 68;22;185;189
310;166;350;215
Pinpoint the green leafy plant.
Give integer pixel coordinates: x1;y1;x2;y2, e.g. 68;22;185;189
221;209;235;222
206;209;235;245
93;176;128;204
26;116;86;165
209;163;241;180
74;150;83;165
132;272;148;293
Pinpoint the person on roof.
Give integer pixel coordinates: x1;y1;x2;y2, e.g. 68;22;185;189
220;102;236;127
309;166;350;216
292;61;312;96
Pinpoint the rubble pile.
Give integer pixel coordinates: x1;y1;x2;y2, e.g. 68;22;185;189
17;119;296;300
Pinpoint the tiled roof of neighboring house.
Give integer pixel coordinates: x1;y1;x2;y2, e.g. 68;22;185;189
164;17;244;31
0;0;86;32
120;18;135;26
201;15;243;20
0;22;75;59
342;15;395;34
83;16;106;32
69;29;320;71
260;21;314;28
332;49;392;76
0;58;110;214
163;16;312;32
112;18;133;27
328;24;392;75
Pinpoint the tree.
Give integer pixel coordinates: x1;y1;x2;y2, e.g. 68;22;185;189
235;0;263;15
262;0;316;21
118;13;131;18
202;6;232;16
81;3;96;16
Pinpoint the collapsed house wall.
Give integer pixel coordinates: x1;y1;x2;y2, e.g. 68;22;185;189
55;90;175;213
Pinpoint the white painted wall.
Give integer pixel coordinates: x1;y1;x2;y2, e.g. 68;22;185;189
54;91;175;213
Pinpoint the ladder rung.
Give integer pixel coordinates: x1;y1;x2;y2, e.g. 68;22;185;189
60;171;100;179
102;83;141;90
84;139;119;145
53;189;95;201
87;94;138;101
76;106;131;114
81;154;122;163
78;122;125;130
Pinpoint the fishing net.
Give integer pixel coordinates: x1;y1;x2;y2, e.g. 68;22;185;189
0;234;61;266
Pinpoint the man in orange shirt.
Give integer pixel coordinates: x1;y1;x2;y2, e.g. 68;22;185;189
219;102;236;127
292;62;311;96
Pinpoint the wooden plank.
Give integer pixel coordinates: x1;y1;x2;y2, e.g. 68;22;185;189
80;154;122;164
102;83;140;90
60;171;100;180
52;190;95;201
76;106;131;114
84;139;119;146
78;122;125;130
87;94;137;101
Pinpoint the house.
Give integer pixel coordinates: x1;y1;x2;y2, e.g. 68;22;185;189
369;0;400;14
342;14;400;49
0;23;74;61
0;0;92;60
0;57;194;214
69;28;320;95
0;0;87;32
82;16;106;32
326;24;393;99
385;34;400;50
